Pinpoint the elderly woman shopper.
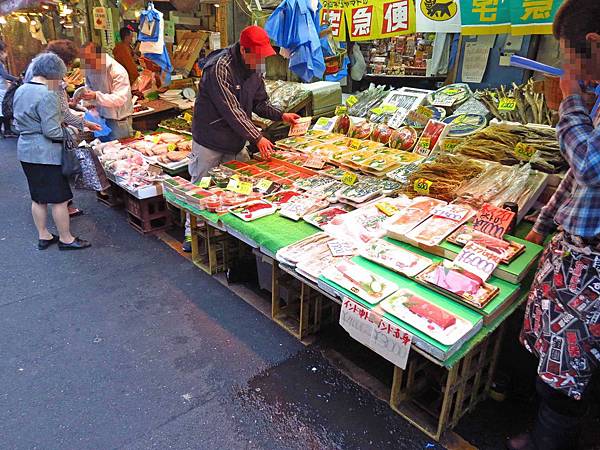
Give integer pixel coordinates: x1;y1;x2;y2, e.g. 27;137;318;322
14;52;90;250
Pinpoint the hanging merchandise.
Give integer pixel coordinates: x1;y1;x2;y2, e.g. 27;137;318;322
29;18;46;44
415;0;461;33
265;0;326;82
138;2;172;86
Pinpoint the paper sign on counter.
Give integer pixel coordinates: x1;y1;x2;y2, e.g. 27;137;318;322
236;181;253;195
256;179;273;193
197;177;211;188
327;240;355;257
453;241;502;282
473;202;515;239
226;178;239;192
303;155;326;169
339;298;411;370
312;117;337;133
342;171;358;186
288;117;312;136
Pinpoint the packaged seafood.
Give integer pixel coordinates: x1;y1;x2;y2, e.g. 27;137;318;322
360;154;399;174
371;124;394;144
413;120;449;157
389;126;418;151
276;232;333;266
265;190;302;207
361;239;432;277
442;114;487;138
447;225;525;263
404;205;473;247
279;195;329;221
304;204;353;229
293;175;337;192
427;83;471;108
338;182;383;204
405;106;446;129
347;121;373;140
416;262;499;309
381;290;475;346
322;260;398;304
386;197;447;238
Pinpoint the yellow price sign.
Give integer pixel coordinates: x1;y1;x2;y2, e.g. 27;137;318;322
183;112;193;123
346;95;358;107
515;142;536;161
445;88;460;95
375;202;399;217
134;130;143;139
498;97;517;111
417;105;433;118
335;106;348;116
236;181;253;195
152;135;161;144
197;177;211;188
381;104;398;113
349;139;362;151
226;178;239;192
167;143;177;152
414;178;433;195
442;138;461;153
370;107;384;115
341;171;358;186
256;178;273;193
418;136;431;150
231;174;240;181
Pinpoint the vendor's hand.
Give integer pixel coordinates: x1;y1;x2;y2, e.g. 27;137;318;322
85;120;102;132
560;65;583;98
257;137;274;160
82;90;97;101
282;113;301;125
525;230;545;245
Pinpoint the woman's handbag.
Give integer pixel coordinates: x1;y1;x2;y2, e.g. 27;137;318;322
61;127;81;177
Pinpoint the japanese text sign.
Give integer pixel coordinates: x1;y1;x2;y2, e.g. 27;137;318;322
472;202;515;239
454;241;502;282
339;297;412;369
288;117;312;137
460;0;511;35
509;0;563;35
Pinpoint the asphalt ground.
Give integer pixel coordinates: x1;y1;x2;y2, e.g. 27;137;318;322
1;138;599;450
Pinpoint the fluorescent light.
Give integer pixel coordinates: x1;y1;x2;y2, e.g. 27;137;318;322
213;3;220;6
18;15;27;23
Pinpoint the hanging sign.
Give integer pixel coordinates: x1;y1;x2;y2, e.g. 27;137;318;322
508;0;564;36
321;5;347;41
416;0;462;33
93;7;108;30
460;0;511;35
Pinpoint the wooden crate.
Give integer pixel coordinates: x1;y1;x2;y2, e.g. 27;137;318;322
189;215;234;274
270;260;337;341
390;325;505;441
125;194;172;234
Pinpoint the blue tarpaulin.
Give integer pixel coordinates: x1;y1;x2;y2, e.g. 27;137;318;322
265;0;326;82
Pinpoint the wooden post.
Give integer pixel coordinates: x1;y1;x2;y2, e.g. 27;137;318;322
218;0;228;48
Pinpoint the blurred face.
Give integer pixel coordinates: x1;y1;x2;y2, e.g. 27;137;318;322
46;79;61;89
240;46;267;73
560;34;600;83
80;44;105;71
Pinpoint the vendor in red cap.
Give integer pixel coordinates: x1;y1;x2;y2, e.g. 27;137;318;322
184;25;300;251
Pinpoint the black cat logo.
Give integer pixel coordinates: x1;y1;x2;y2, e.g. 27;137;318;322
422;0;457;20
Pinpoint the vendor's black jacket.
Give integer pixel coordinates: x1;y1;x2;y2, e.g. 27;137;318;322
192;43;283;153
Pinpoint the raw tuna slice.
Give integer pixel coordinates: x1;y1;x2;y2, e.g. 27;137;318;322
405;296;456;330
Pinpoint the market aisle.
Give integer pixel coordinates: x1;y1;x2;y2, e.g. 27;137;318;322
0;139;436;449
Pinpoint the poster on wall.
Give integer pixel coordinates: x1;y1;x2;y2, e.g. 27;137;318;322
508;0;564;35
93;7;108;30
459;0;511;35
415;0;461;32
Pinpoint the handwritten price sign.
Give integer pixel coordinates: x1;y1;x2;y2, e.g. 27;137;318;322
498;97;517;111
515;142;536;161
472;203;515;239
288;117;312;137
414;178;432;195
454;241;502;282
431;204;472;223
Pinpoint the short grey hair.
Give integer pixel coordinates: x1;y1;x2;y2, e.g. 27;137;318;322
28;52;67;80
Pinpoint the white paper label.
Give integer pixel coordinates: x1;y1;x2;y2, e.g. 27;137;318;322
328;240;355;257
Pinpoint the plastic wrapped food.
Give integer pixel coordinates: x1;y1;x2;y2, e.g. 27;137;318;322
276;232;333;266
404;207;473;247
361;239;432;277
334;114;352;134
229;200;277;221
389;127;418;151
348;121;373;139
386;197;447;238
304;205;353;229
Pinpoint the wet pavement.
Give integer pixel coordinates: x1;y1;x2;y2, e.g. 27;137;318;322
1;138;599;450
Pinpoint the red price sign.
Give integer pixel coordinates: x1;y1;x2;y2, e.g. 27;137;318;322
472;203;515;239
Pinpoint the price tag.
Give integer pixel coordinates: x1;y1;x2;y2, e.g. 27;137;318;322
288;116;312;136
335;106;348;116
414;178;432;195
454;241;502;282
406;108;430;127
442;138;461;152
472;202;516;239
183;112;193;123
226;178;239;192
197;177;211;188
152;135;161;144
515;142;536;160
236;181;253;195
231;174;240;181
256;178;273;193
370;106;384;115
417;105;433;118
433;95;456;107
381;104;398;113
134;130;143;139
498;97;517;111
341;171;358;186
349;139;362;151
346;95;358;107
376;201;400;217
312;117;337;133
327;240;355;257
303;155;326;169
414;137;432;156
167;143;177;152
431;204;471;222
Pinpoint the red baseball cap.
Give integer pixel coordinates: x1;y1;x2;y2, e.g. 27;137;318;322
239;25;276;58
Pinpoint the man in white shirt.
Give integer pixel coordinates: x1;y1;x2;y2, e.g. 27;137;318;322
80;43;134;140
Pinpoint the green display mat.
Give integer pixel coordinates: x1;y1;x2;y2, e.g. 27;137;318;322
164;191;319;254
